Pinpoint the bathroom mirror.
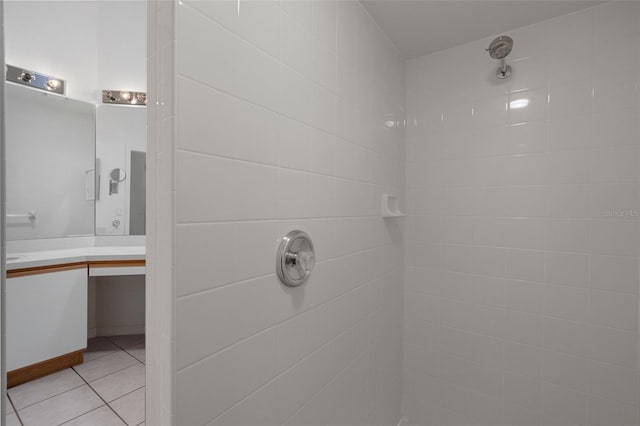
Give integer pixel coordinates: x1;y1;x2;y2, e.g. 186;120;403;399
108;168;126;195
95;104;147;235
4;0;147;240
110;168;127;182
129;150;146;235
4;84;147;239
5;83;96;240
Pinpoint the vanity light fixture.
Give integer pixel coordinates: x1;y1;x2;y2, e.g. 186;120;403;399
46;79;62;90
102;90;147;106
19;71;35;83
6;64;65;95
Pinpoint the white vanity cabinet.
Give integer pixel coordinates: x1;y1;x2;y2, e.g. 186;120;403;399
7;266;88;372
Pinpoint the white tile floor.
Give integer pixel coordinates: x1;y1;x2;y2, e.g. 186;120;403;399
6;335;145;426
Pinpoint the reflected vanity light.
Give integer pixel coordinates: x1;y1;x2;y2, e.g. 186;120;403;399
6;64;65;95
46;79;62;90
509;98;529;109
102;90;147;106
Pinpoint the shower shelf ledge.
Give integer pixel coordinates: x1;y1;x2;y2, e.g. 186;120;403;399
382;194;406;218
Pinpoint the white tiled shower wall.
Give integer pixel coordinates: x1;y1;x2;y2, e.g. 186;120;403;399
149;0;406;424
404;2;640;425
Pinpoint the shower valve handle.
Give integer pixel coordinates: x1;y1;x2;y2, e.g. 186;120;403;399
276;230;316;287
287;250;315;277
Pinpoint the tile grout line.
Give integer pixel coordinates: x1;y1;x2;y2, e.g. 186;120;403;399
84;340;146;425
73;363;142;391
57;405;113;426
8;338;145;425
7;393;25;426
83;337;123;363
85;334;144;364
72;364;139;387
105;386;147;426
122;347;146;366
175;275;386;374
73;349;142;383
11;381;86;414
71;349;130;426
107;385;146;411
103;336;146;366
104;336;145;353
83;349;120;364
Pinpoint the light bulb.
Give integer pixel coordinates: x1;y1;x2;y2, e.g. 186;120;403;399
46;79;61;90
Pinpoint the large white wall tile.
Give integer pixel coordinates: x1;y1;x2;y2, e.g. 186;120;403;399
280;9;311;76
176;151;279;222
178;76;279;165
175;223;236;296
185;0;280;59
503;340;543;379
542;382;587;426
178;3;280;111
589;255;639;294
164;1;640;424
544;252;589;288
175;328;278;425
543;349;589;393
587;395;638;426
588;325;637;368
172;1;406;424
503;371;541;412
404;3;640;423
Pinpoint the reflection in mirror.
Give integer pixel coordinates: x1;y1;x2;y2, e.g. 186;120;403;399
129;151;146;235
95;104;146;235
110;168;127;182
108;167;127;195
5;83;95;240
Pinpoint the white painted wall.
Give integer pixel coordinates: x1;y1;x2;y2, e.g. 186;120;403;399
5;0;146;104
88;275;145;338
97;1;147;94
148;0;406;423
404;3;640;425
5;1;99;103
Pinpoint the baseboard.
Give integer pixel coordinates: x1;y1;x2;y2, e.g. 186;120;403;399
7;350;83;388
87;327;97;339
96;324;145;336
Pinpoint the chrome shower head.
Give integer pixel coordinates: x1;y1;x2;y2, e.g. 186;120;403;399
486;35;514;79
486;36;513;59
